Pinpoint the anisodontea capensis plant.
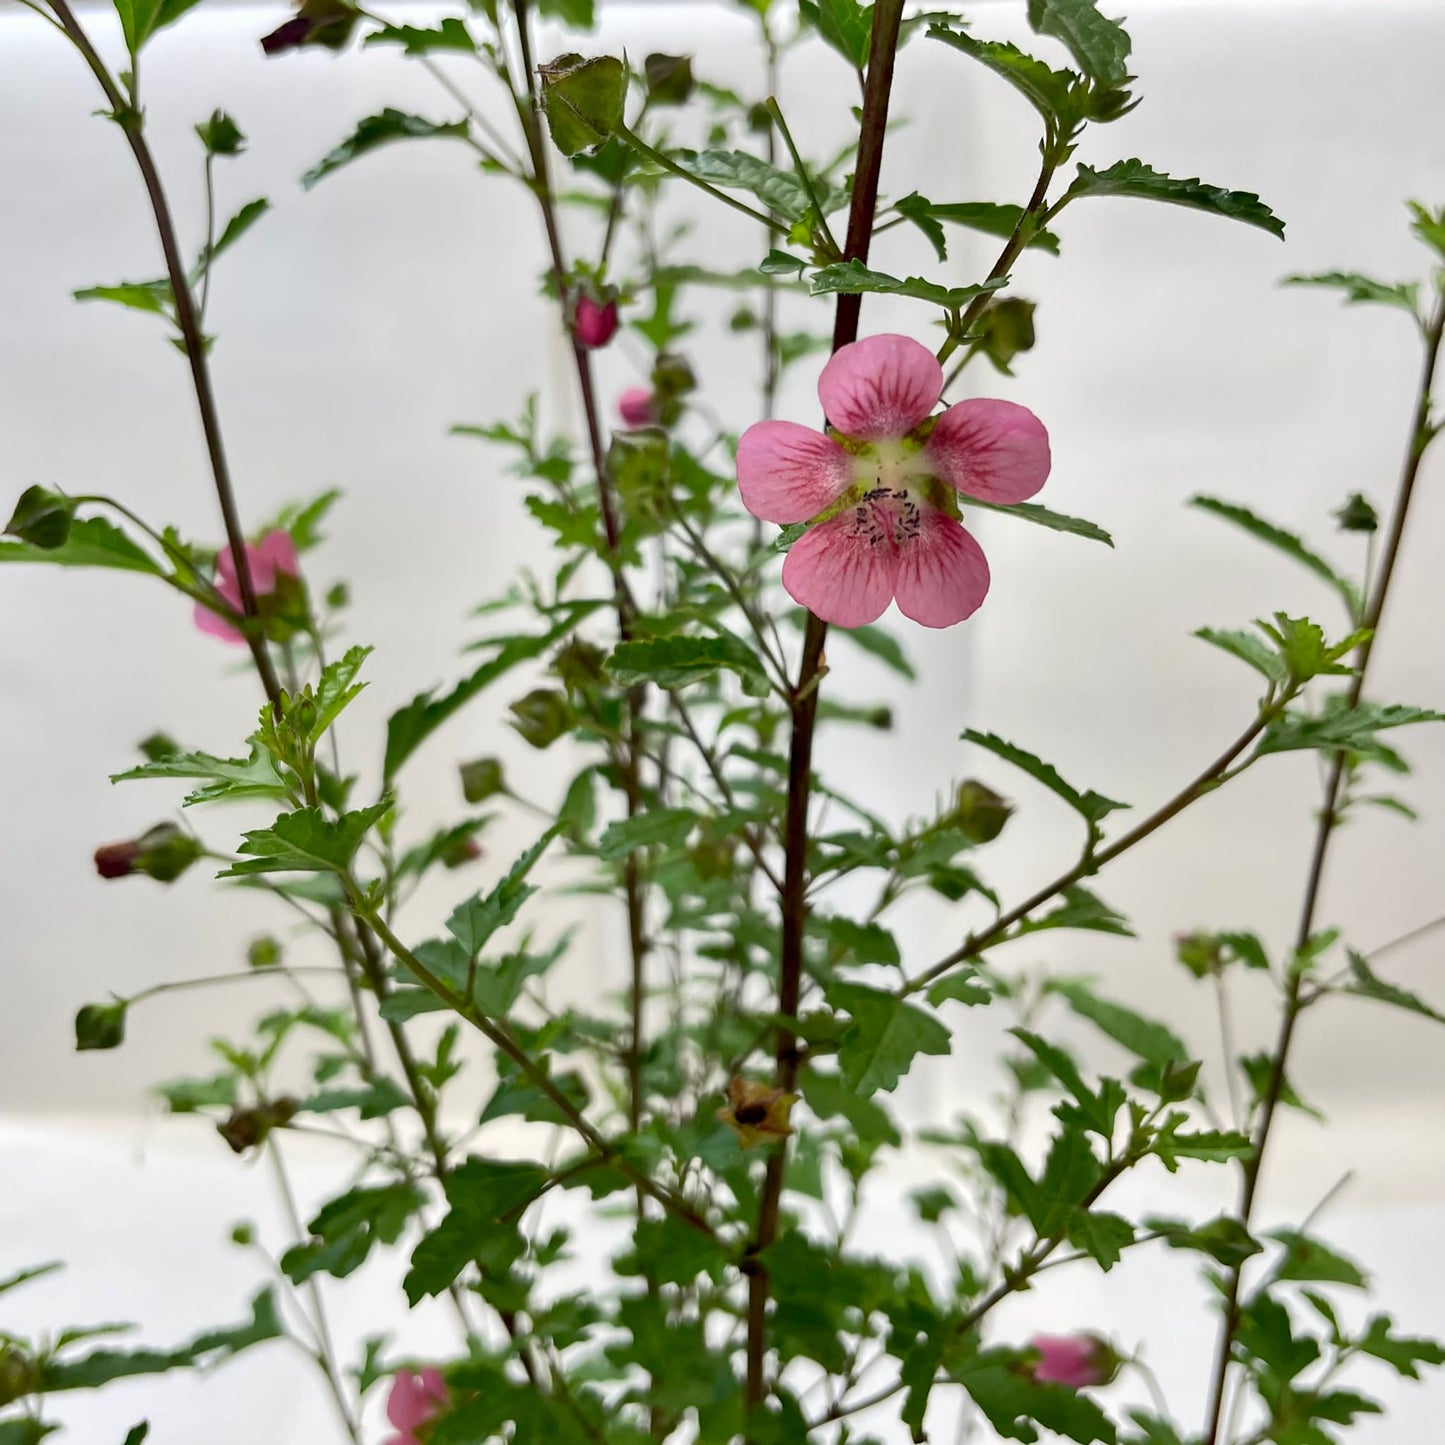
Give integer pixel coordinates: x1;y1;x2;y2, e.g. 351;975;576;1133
3;2;1445;1445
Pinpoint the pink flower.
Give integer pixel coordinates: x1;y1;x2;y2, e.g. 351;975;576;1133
736;333;1050;628
573;296;619;350
193;530;300;644
618;387;656;427
1028;1334;1117;1389
384;1368;447;1445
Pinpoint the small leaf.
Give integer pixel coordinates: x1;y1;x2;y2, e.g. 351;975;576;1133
112;0;204;57
1027;0;1131;86
1149;1213;1262;1267
1269;1229;1369;1289
810;259;1005;310
1047;979;1189;1067
963;495;1112;545
895;193;1061;258
539;54;626;157
798;0;873;68
1341;948;1445;1025
830;983;951;1094
0;516;162;575
607;634;767;693
961;730;1128;833
112;736;288;807
221;800;391;876
1066;160;1284;239
1257;701;1445;759
302;109;470;189
665;148;848;224
1195;626;1289;684
597;808;697;861
72;279;173;317
445;827;559;959
927;25;1081;128
195;110;244;156
1283;271;1419;317
363;17;476;54
0;1262;63;1297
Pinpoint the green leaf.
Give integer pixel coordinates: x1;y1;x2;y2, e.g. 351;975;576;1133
798;0;872;67
197;199;270;278
75;1001;128;1052
280;1182;426;1284
295;1078;412;1120
961;730;1128;837
607;635;767;694
927;970;993;1008
1235;1294;1319;1382
1190;497;1359;614
445;827;559;959
666;148;847;224
540;54;626;156
963;495;1112;546
195;109;244;157
478;1068;588;1127
1015;884;1133;938
305;644;372;744
927;26;1081;128
122;1427;149;1445
898;197;1062;256
1065;160;1284;239
1341;948;1445;1025
363;17;476;53
810;915;900;967
0;1262;62;1297
0;1423;57;1445
1239;1051;1321;1120
536;0;594;24
1027;0;1131;86
1409;201;1445;260
73;279;173;317
40;1291;281;1390
1195;626;1289;685
952;1353;1118;1444
302;109;470;189
1357;1313;1445;1379
1283;271;1419;317
384;607;603;780
629;1214;729;1287
809;259;1005;310
1067;1209;1135;1270
112;0;203;56
1153;1120;1252;1171
800;1071;901;1147
112;736;288;806
1150;1213;1262;1267
830;983;951;1094
1047;979;1189;1067
597;808;697;861
0;516;162;575
1269;1229;1368;1289
404;1158;549;1302
1257;701;1444;759
221;800;391;876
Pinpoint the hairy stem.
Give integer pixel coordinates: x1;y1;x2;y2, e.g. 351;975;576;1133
1200;294;1445;1445
744;1;908;1424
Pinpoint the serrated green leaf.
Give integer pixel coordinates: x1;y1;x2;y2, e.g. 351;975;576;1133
1048;979;1189;1067
73;279;174;317
1149;1213;1263;1267
1357;1313;1445;1379
1027;0;1131;86
810;915;900;967
445;827;558;959
810;259;1005;310
221;799;390;876
540;54;626;156
951;1353;1118;1444
1257;702;1444;759
1283;271;1419;316
1067;1209;1135;1269
302;109;470;189
1066;160;1284;239
1342;948;1445;1025
927;25;1081;128
597;808;697;860
280;1182;426;1284
0;516;162;574
927;969;992;1008
1269;1229;1369;1289
195;198;269;280
112;0;203;56
113;736;288;806
961;729;1128;834
800;1071;901;1146
1195;625;1289;684
894;194;1062;258
607;634;767;693
363;17;476;54
798;0;872;67
0;1262;62;1297
963;495;1113;545
663;148;848;224
40;1290;280;1390
1016;884;1133;937
830;983;951;1094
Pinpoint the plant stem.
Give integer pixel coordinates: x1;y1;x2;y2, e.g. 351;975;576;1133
1199;294;1445;1445
46;0;283;711
744;2;908;1425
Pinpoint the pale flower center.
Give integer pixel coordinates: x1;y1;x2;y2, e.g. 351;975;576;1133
837;435;947;549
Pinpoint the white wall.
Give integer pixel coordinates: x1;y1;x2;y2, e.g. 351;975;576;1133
3;1;1445;1439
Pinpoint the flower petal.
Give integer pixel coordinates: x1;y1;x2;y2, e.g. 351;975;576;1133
781;512;898;628
193;599;244;644
387;1371;433;1431
817;334;942;439
736;420;853;524
894;511;990;628
256;530;300;581
926;398;1051;503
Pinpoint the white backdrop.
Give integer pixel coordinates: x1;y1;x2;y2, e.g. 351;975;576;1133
3;0;1445;1441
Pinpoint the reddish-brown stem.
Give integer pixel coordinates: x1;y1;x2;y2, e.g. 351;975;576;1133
744;0;908;1425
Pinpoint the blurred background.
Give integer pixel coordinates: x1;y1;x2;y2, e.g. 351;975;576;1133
2;0;1444;1440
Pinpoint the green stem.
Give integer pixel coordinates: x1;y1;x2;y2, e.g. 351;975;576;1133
764;97;841;259
1200;292;1445;1445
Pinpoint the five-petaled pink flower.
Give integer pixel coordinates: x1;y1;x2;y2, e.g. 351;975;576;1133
193;530;300;644
618;387;656;427
384;1367;448;1445
736;333;1050;628
1028;1333;1117;1389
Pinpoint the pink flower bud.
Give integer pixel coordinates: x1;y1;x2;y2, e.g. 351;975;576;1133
194;529;301;644
573;296;619;350
384;1368;448;1445
1027;1334;1118;1389
94;823;202;884
618;387;657;427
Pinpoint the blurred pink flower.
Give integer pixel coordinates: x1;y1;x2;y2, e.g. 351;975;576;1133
193;530;299;644
384;1367;447;1444
573;295;619;350
736;333;1050;628
1028;1333;1116;1389
618;387;656;427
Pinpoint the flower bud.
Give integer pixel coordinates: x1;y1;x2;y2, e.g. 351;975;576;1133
137;731;181;762
1333;492;1378;533
217;1097;298;1155
5;485;75;549
93;822;201;883
75;1000;128;1051
573;295;619;350
247;936;282;969
618;388;657;428
509;688;574;750
460;757;507;804
1027;1333;1118;1389
260;0;359;54
644;52;694;105
442;835;484;868
0;1344;40;1408
1174;929;1224;979
950;780;1013;843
